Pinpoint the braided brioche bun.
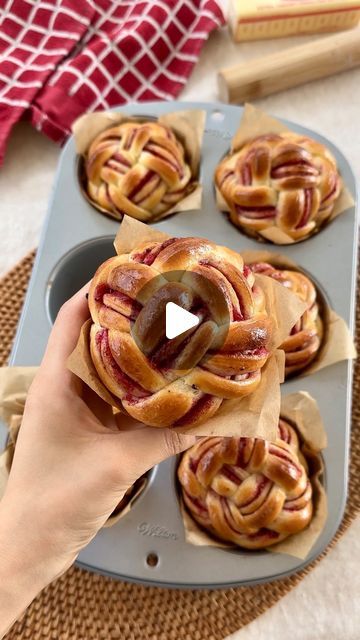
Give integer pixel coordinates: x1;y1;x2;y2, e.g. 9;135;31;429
249;263;323;376
85;121;194;221
178;418;313;549
215;133;341;243
88;237;272;428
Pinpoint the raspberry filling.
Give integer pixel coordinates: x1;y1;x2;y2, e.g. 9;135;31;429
248;528;280;541
112;152;131;166
232;371;258;382
219;171;233;188
150;332;193;369
124;128;136;150
189;440;225;473
94;285;141;321
283;482;311;511
290;320;302;335
222;499;280;540
174;394;217;427
150;307;207;369
222;498;244;535
200;259;257;322
221;466;242;485
241;164;252;185
295;188;313;229
271;159;318;180
236;438;253;468
144;143;183;178
96;329;149;400
320;173;339;205
106;160;128;174
106;153;131;174
269;445;301;477
184;491;208;515
278;421;291;443
128;170;160;203
199;259;244;320
241;347;268;359
235;205;277;220
240;479;271;512
132;238;178;265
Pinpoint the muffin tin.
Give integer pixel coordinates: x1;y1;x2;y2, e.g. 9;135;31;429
1;102;357;588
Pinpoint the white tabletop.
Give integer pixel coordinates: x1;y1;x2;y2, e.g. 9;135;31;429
0;24;359;640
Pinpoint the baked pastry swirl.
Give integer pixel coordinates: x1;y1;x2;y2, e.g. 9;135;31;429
84;121;194;221
88;237;272;428
250;262;323;376
178;418;313;549
215;133;341;242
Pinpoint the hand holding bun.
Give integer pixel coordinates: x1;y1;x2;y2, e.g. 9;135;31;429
88;237;272;428
250;263;323;376
85;121;193;221
215;133;341;243
178;418;313;549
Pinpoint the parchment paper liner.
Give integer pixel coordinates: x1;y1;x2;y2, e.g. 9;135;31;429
103;474;148;527
68;215;307;439
73;109;206;222
179;391;328;560
240;249;357;377
215;104;355;245
0;366;147;526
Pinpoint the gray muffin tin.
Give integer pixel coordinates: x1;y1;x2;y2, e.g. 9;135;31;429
1;102;357;589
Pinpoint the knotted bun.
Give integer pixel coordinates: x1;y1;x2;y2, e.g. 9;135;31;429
250;262;323;376
85;121;194;221
88;237;272;428
178;418;313;549
215;133;341;243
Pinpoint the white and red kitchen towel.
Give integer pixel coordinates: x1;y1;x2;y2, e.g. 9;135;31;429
0;0;224;163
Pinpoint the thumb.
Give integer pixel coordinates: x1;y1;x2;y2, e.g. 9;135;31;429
113;415;196;481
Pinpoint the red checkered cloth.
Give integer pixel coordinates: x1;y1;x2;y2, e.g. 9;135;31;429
0;0;224;163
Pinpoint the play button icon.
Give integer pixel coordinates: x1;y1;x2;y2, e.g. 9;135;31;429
130;268;230;374
165;302;200;340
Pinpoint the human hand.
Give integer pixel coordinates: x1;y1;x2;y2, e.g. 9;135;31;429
0;286;195;635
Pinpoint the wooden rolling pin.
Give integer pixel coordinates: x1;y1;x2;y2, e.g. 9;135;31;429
218;29;360;104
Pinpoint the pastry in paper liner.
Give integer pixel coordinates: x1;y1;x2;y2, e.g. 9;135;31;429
214;104;355;245
87;235;273;429
67;216;307;438
73;109;205;223
241;248;356;378
177;391;327;559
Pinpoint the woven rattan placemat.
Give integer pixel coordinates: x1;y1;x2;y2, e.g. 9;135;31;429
1;251;359;640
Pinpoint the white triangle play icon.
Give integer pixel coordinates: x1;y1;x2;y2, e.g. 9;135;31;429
165;302;199;340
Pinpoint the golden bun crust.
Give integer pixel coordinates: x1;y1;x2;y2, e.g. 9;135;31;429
250;262;323;376
215;133;341;243
88;237;272;428
178;418;313;549
85;121;193;221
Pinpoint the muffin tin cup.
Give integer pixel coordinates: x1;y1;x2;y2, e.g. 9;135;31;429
1;101;357;588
